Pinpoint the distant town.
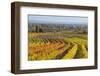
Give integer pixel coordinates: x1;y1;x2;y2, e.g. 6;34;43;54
28;23;88;34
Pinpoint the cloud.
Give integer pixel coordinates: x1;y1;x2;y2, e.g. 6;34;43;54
28;15;88;25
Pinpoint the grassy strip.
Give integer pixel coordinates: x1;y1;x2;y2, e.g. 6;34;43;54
62;43;78;59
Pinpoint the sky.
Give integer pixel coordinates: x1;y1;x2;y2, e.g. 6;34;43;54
28;15;88;25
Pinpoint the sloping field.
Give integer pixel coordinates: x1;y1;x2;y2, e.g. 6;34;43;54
28;32;88;61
